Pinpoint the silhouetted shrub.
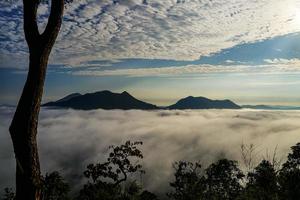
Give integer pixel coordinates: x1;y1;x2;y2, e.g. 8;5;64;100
77;141;152;200
168;159;244;200
83;141;144;185
1;188;15;200
42;171;70;200
139;190;158;200
168;161;205;200
242;160;279;199
4;142;300;200
278;143;300;200
204;159;244;200
1;172;70;200
77;182;122;200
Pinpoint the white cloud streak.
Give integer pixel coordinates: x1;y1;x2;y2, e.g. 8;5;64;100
264;58;300;65
70;61;300;77
1;0;300;68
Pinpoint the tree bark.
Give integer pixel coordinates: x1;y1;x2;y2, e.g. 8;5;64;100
9;0;64;199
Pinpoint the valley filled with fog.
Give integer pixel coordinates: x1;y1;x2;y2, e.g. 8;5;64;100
1;107;300;194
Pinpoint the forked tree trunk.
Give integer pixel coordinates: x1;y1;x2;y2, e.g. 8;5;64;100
9;0;64;199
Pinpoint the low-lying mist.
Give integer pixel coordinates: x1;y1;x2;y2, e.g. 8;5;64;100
1;106;300;195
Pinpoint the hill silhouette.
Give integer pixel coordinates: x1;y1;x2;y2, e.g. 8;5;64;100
242;105;300;110
168;96;241;109
43;91;158;110
44;91;242;110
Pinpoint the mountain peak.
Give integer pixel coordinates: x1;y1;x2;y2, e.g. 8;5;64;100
121;91;131;96
168;96;240;110
44;90;157;110
94;90;113;95
55;93;81;103
184;96;208;100
184;96;194;99
44;90;241;110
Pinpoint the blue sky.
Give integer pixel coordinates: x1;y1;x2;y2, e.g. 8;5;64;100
1;0;300;106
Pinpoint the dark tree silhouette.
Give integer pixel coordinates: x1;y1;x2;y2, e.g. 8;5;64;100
8;0;65;199
168;159;244;200
83;141;144;185
3;142;300;199
1;171;70;200
1;188;15;200
78;141;148;200
205;159;244;200
139;191;159;200
278;143;300;199
41;171;70;200
243;160;279;199
168;161;205;200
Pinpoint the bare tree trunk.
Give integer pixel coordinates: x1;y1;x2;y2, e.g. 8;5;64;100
9;0;64;199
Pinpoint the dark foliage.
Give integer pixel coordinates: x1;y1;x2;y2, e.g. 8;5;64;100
42;171;70;200
83;141;144;185
205;159;244;199
1;188;15;200
139;191;159;200
77;141;156;200
168;161;205;200
168;159;244;200
76;182;122;200
278;143;300;200
3;142;300;200
242;160;279;199
1;172;70;200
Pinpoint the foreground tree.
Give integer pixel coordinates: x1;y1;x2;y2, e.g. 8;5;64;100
243;160;279;199
42;171;70;200
1;188;15;200
9;0;65;199
278;143;300;199
168;159;244;200
205;159;244;200
1;171;70;200
77;141;158;200
168;161;205;200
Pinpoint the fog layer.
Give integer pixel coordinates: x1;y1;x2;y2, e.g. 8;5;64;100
1;107;300;194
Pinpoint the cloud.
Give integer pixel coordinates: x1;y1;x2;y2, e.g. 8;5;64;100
70;64;250;76
5;58;300;77
1;0;300;68
264;58;300;65
1;107;300;196
70;62;300;77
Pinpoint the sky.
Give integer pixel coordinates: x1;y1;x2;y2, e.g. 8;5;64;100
1;0;300;106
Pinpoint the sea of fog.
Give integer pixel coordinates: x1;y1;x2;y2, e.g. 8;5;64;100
1;106;300;195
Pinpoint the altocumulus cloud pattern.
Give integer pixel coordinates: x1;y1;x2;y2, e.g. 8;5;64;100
1;0;300;68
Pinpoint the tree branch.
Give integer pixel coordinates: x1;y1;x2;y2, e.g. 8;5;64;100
23;0;40;48
114;167;127;186
41;0;64;48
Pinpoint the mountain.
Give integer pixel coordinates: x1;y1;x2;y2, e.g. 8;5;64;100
242;105;300;110
44;91;242;110
43;91;158;110
168;96;241;109
56;93;81;103
242;105;273;110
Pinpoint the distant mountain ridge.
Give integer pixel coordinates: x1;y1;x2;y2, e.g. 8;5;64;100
43;90;158;110
56;93;81;103
168;96;241;109
242;105;300;110
43;90;242;110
